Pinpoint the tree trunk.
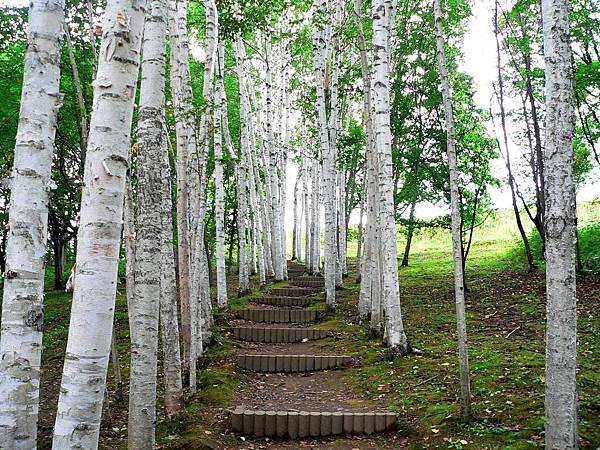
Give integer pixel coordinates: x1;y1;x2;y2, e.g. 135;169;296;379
401;199;416;267
168;0;197;389
313;0;336;309
310;159;321;275
159;126;184;415
355;0;375;318
52;0;146;446
541;0;578;447
434;0;471;421
292;170;301;261
263;38;284;281
128;0;169;445
0;0;64;447
494;1;535;272
303;160;311;265
372;0;408;352
215;44;229;309
356;189;365;281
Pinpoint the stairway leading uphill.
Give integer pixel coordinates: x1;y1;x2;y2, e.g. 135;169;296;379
228;261;398;441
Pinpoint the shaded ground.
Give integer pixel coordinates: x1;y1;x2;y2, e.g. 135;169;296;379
7;235;598;449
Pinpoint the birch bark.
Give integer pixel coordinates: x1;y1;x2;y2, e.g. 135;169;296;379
52;0;146;446
372;0;408;352
127;0;168;444
303;160;311;265
354;0;376;319
264;38;285;281
0;0;64;447
310;159;321;275
433;0;471;420
168;0;195;387
540;0;578;447
313;0;336;309
194;0;218;342
215;44;229;309
159;128;184;415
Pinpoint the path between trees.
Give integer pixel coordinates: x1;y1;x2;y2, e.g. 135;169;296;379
218;261;406;449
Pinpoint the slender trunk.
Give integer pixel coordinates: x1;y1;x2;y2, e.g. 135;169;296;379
109;324;122;401
159;126;184;415
434;0;471;420
195;0;218;346
52;0;146;445
493;2;535;272
313;0;336;308
292;170;301;261
64;23;89;159
355;0;375;318
303;160;311;265
86;0;98;76
168;0;197;388
0;1;64;446
128;0;169;445
372;0;408;352
264;39;284;281
310;159;321;274
541;0;578;447
401;199;416;267
356;189;365;281
215;44;228;309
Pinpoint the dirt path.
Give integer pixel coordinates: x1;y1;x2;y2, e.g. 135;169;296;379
216;263;408;450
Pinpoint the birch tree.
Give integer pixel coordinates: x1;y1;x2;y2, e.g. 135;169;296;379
52;0;147;446
159;127;184;416
355;0;377;320
168;0;196;387
127;0;169;444
313;0;337;309
433;0;471;420
215;44;229;309
194;0;218;343
372;0;408;353
540;0;578;446
0;0;64;447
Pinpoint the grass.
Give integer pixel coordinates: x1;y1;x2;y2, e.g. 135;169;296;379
1;202;598;449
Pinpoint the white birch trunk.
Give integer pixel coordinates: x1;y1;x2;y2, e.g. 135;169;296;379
52;0;146;446
194;0;218;343
168;0;196;388
313;0;336;309
214;44;228;309
235;39;267;285
372;0;408;352
0;1;64;447
310;159;321;275
541;0;578;447
303;160;311;265
264;39;285;281
159;127;184;416
355;0;376;319
127;0;169;444
434;0;471;419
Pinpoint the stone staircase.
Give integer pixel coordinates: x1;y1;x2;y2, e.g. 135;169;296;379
229;260;397;440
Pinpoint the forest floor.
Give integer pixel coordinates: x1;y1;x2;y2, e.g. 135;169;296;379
27;228;599;449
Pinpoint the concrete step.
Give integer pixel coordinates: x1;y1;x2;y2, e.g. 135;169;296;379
251;296;312;307
291;279;325;288
287;270;305;277
269;287;318;297
231;409;397;438
236;354;352;373
233;327;328;343
236;309;317;323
